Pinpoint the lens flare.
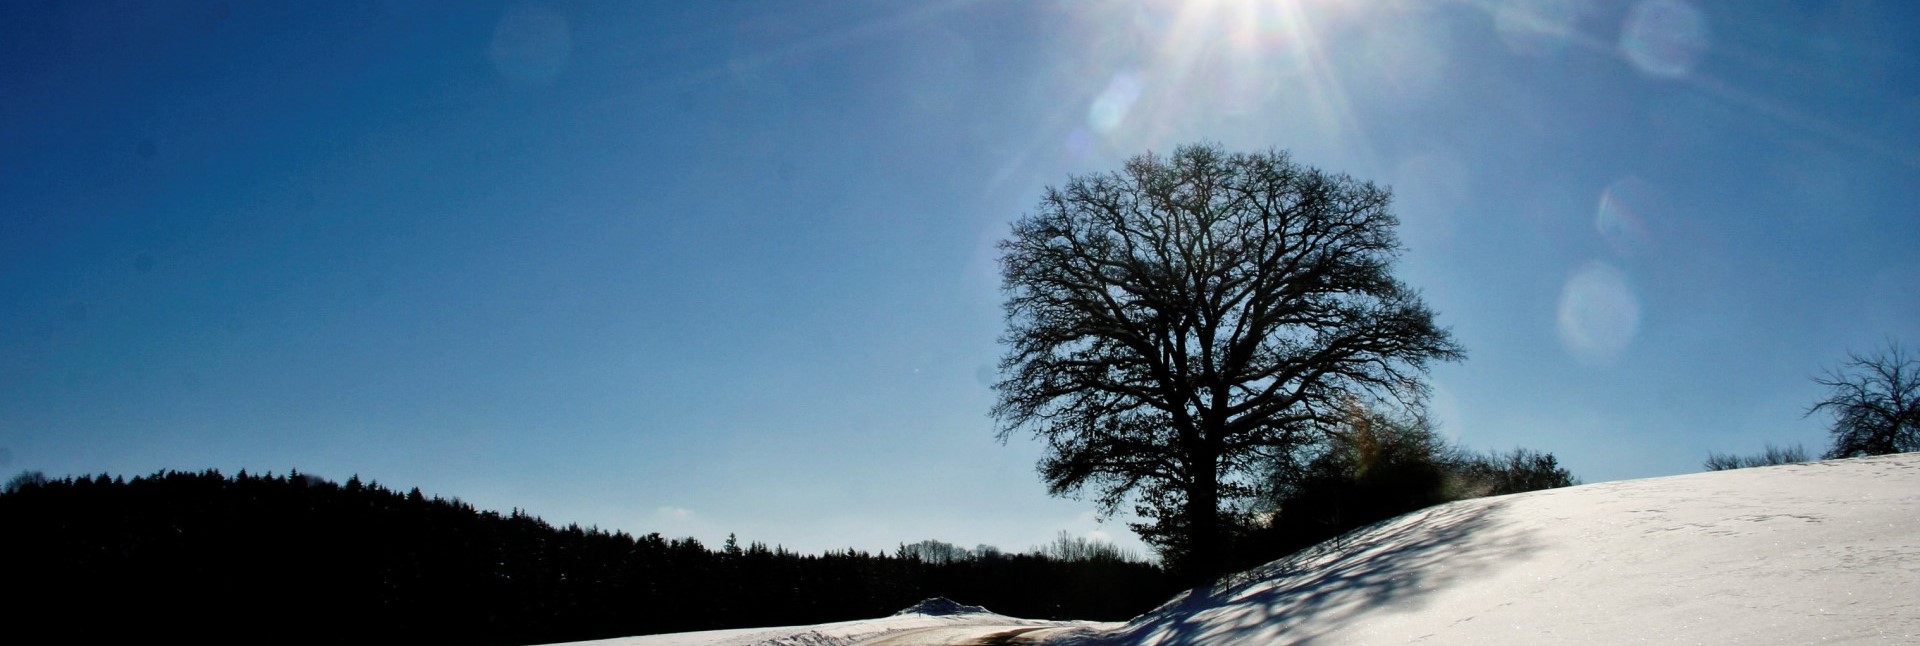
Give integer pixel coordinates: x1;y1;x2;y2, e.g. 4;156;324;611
1558;261;1640;365
1088;71;1143;135
490;4;572;88
1595;177;1657;258
1619;0;1709;79
1496;0;1585;58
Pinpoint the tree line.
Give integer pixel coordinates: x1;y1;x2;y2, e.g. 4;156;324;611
0;468;1175;645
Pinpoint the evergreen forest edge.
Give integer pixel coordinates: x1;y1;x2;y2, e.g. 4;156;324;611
1;468;1169;646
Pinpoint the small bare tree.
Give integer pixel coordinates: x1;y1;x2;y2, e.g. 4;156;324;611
1810;341;1920;458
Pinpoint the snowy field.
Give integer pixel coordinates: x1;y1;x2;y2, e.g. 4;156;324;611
554;453;1920;645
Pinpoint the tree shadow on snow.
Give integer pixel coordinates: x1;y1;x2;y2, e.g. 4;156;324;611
1075;499;1539;645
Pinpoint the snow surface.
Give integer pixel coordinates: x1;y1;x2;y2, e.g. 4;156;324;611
1058;453;1920;645
551;600;1100;646
553;454;1920;645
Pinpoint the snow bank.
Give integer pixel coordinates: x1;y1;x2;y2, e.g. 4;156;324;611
1059;453;1920;645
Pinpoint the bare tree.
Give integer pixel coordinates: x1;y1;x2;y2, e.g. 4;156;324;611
1810;341;1920;458
993;143;1464;579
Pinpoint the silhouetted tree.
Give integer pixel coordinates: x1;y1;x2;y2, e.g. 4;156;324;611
1032;530;1140;563
1453;447;1578;496
898;539;971;564
993;143;1464;580
1810;341;1920;458
4;469;47;493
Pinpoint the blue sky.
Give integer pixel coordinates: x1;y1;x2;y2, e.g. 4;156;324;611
3;0;1915;556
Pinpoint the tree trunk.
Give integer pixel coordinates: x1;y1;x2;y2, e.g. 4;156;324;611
1183;456;1224;583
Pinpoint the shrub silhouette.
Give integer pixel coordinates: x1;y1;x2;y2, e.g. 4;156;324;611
1237;407;1574;571
1704;443;1810;471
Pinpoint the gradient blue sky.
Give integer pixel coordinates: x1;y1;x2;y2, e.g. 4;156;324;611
3;0;1916;556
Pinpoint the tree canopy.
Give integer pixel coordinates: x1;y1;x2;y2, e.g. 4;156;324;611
993;143;1463;579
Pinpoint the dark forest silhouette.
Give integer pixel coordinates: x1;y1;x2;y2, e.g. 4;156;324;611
0;469;1174;646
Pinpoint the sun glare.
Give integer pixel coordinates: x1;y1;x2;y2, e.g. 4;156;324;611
1134;0;1364;147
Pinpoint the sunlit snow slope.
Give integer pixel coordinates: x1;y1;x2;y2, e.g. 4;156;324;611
1061;453;1920;645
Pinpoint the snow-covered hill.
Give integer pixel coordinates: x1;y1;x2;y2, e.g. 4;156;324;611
1061;453;1920;645
558;454;1920;645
